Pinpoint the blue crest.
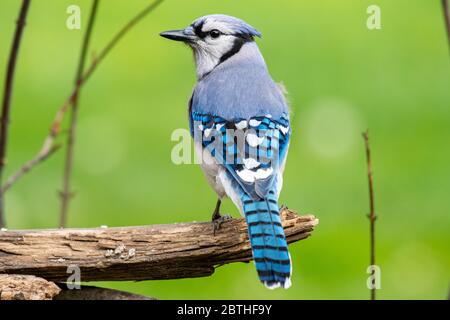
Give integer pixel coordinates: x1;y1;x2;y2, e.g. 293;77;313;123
192;14;262;38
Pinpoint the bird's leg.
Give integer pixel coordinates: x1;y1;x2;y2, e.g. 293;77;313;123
211;199;231;235
211;199;222;221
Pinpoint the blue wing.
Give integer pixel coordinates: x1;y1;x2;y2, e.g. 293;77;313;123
191;111;292;289
191;111;290;200
188;62;292;288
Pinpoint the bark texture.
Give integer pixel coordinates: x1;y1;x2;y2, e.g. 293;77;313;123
0;208;318;282
0;274;60;300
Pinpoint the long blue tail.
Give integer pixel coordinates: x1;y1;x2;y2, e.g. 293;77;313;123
241;190;291;289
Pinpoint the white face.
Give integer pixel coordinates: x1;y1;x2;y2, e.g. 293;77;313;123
160;16;259;79
188;19;246;79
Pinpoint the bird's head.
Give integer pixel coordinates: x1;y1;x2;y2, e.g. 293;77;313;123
160;14;262;79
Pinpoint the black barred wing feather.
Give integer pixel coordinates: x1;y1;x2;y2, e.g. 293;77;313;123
191;112;290;200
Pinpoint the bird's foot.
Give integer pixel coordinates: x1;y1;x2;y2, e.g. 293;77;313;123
212;213;232;236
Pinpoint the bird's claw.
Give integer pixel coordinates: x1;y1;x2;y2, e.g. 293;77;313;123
212;214;232;236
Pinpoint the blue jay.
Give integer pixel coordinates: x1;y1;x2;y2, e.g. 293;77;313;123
161;14;291;289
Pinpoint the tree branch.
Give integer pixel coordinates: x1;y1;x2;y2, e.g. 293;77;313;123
443;0;450;52
0;208;318;282
60;0;100;228
1;0;164;197
54;285;155;300
0;143;61;194
0;274;60;300
0;274;154;300
362;130;377;300
0;0;31;228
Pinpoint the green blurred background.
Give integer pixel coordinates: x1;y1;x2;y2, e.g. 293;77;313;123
0;0;449;299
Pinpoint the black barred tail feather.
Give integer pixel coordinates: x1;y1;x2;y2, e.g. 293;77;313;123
241;190;292;289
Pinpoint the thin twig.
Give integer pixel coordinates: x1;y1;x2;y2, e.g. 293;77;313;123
1;0;164;199
59;0;100;228
0;92;76;198
1;144;61;194
443;0;450;52
0;0;31;228
362;130;377;300
82;0;164;81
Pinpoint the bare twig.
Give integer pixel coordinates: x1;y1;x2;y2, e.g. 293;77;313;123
59;0;100;228
443;0;450;52
0;95;75;197
0;0;31;228
362;130;377;300
1;0;164;198
1;144;61;194
82;0;164;81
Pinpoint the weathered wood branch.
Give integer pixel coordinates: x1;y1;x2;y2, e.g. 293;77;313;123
54;284;155;300
0;208;318;282
0;274;60;300
0;274;154;300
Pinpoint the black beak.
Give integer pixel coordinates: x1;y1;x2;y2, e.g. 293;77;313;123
160;29;193;42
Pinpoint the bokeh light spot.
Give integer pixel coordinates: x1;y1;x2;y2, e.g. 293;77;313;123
300;98;364;159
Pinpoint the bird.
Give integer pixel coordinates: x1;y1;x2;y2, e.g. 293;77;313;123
160;14;292;289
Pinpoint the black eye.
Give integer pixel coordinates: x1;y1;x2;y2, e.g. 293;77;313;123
209;29;221;38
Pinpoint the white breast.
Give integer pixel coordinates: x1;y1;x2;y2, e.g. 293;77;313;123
194;141;244;215
195;141;226;199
